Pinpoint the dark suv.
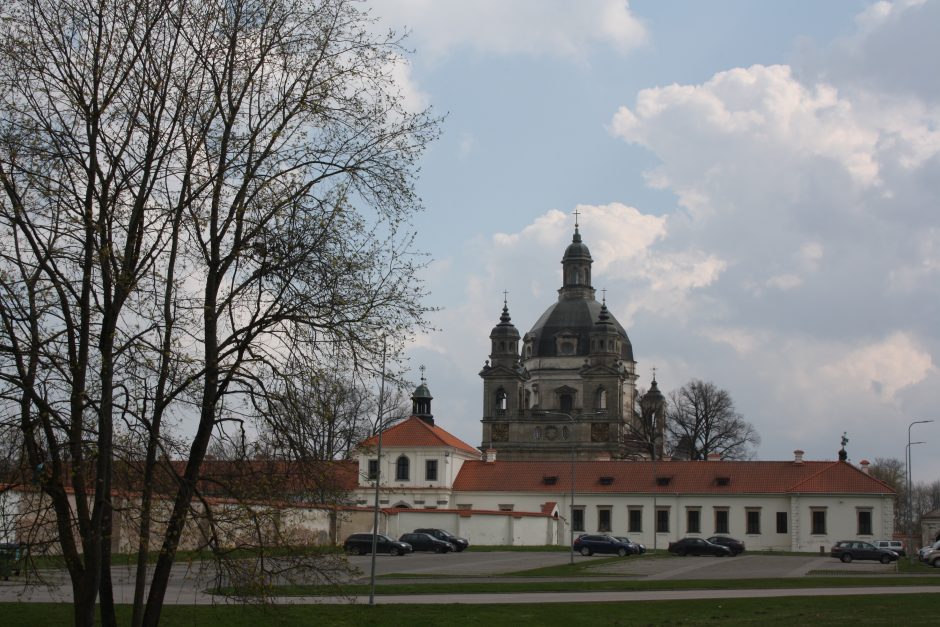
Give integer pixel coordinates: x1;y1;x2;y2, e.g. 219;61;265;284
343;533;412;556
414;528;470;552
830;540;897;564
573;534;634;557
399;532;454;553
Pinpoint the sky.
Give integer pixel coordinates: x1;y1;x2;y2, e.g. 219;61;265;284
367;0;940;484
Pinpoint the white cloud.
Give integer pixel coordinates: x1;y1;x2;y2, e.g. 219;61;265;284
820;331;935;402
371;0;647;60
386;54;429;113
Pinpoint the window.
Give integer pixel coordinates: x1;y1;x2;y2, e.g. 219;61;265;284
560;393;573;411
629;508;643;533
425;459;438;482
498;504;514;512
596;388;608;410
687;508;701;534
811;509;827;535
395;455;410;481
857;509;873;536
597;507;612;532
367;459;378;481
746;509;761;535
776;512;788;534
572;507;585;532
495;389;508;414
714;508;729;534
656;508;670;533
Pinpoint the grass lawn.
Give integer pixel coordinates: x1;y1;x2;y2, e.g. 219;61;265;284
2;594;938;626
225;574;940;597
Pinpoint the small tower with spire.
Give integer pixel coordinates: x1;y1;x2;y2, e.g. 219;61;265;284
411;365;434;426
639;369;667;460
480;295;528;451
559;210;595;301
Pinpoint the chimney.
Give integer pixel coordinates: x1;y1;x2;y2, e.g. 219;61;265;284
793;449;804;464
707;453;721;461
485;448;497;463
860;459;870;475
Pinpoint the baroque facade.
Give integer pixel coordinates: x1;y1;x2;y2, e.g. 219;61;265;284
479;221;654;460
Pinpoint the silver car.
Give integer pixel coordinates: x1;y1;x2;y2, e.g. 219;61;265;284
923;548;940;568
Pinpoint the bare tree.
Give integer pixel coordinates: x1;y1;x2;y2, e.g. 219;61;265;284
665;380;759;461
868;457;906;531
0;1;439;625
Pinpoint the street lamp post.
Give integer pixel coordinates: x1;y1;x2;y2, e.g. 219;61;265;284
907;419;933;560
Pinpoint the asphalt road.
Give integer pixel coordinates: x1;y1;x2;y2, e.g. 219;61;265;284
0;551;930;605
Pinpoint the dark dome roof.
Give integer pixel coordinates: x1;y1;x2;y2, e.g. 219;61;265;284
412;382;432;399
490;302;520;339
563;229;592;262
526;298;633;360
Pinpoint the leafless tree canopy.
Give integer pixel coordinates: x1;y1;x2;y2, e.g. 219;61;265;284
665;380;759;461
0;0;439;625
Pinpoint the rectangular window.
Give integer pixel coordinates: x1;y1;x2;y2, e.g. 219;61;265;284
628;508;643;533
686;508;701;534
425;459;438;481
656;508;670;533
572;507;585;532
811;509;827;535
598;507;612;532
367;459;378;481
746;509;761;535
714;508;729;534
776;512;788;534
857;509;873;536
498;504;514;512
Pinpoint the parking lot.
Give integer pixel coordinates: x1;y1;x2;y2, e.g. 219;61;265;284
344;550;898;581
0;550;904;605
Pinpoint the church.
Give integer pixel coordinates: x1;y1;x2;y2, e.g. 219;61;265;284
348;219;897;552
479;219;663;461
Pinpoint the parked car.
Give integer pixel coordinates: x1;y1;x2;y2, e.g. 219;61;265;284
613;536;646;554
343;533;412;556
573;534;634;557
830;540;898;564
399;532;454;553
872;540;906;557
918;539;940;561
923;549;940;568
706;536;745;556
667;538;732;557
414;528;470;552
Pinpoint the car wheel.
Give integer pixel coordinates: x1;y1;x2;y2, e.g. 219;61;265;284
358;547;367;556
841;553;852;563
880;554;891;564
580;547;591;556
677;549;687;557
931;557;940;568
617;548;627;557
436;546;446;554
389;547;401;556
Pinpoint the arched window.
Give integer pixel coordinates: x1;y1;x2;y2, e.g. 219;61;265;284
395;455;410;481
596;388;608;410
496;388;508;414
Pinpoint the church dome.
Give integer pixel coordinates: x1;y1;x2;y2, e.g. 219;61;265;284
523;222;633;361
525;298;633;360
563;229;592;262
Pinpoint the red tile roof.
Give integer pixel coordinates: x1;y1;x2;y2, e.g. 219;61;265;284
360;416;480;455
452;460;895;495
